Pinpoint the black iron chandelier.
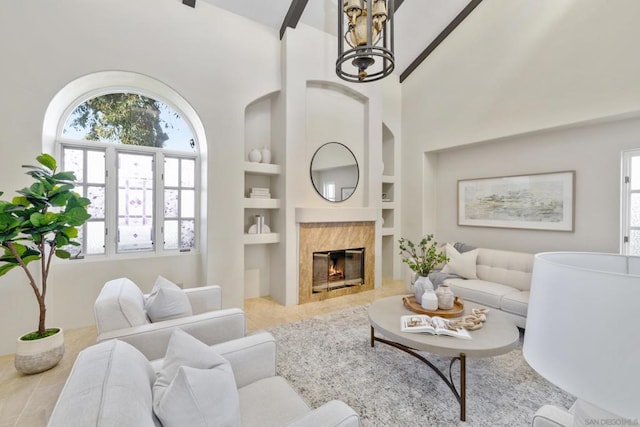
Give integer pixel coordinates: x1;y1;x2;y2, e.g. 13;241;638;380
336;0;395;83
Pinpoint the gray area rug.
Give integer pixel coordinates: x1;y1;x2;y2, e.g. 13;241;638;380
266;305;574;427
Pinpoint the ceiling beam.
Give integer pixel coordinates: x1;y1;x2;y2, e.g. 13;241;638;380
280;0;310;40
400;0;483;83
182;0;196;8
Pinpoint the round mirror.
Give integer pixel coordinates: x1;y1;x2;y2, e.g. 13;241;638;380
310;142;359;202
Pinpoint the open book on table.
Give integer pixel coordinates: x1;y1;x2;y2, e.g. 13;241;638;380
400;315;471;340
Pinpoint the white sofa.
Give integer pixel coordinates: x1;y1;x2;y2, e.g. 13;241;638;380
47;333;360;427
95;277;246;360
433;246;534;328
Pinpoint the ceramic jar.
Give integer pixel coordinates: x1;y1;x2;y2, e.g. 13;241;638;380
248;148;262;163
436;284;455;310
260;147;271;164
421;289;439;311
413;276;433;304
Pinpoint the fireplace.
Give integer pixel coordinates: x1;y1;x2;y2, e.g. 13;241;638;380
298;221;374;304
313;248;365;293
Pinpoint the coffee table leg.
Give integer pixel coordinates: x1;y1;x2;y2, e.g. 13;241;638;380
370;326;374;347
460;353;466;421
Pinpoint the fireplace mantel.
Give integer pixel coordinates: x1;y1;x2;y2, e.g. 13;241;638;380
295;207;377;223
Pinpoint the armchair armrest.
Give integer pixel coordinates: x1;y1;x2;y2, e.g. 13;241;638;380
286;400;360;427
96;308;245;360
211;332;277;388
531;405;574;427
183;285;222;314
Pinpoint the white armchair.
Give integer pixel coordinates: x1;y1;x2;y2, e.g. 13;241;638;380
94;277;245;360
49;332;360;427
532;400;627;427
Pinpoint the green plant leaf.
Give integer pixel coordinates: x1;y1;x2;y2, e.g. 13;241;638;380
55;249;71;259
51;172;76;182
0;263;17;276
36;153;57;171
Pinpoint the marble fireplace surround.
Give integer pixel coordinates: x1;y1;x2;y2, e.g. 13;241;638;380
297;208;376;304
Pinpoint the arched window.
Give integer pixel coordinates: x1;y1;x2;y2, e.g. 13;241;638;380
56;90;200;257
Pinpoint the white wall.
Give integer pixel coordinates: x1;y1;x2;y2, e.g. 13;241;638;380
401;0;640;253
433;115;640;253
0;0;280;355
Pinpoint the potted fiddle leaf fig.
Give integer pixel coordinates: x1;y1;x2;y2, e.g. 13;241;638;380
0;153;91;374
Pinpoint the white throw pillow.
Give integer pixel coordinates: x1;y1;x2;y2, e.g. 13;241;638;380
145;277;192;322
153;330;241;427
155;366;240;427
154;275;180;290
442;243;478;279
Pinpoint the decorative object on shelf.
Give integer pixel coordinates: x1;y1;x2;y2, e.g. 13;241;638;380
260;147;271;164
402;295;465;318
248;224;271;234
255;215;264;233
420;289;439;311
398;234;449;277
435;284;455;310
382;192;391;202
337;0;395;83
449;307;489;331
249;187;271;199
0;154;91;374
248;148;262;163
458;171;575;231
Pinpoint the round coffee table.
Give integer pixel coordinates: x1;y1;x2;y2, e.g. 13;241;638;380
368;295;519;421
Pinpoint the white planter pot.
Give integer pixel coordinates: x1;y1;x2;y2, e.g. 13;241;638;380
15;328;65;374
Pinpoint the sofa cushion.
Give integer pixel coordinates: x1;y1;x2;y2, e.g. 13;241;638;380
444;278;516;309
94;277;149;334
442;244;478;279
476;248;533;291
155;365;241;427
501;290;529;317
238;376;310;427
48;340;157;427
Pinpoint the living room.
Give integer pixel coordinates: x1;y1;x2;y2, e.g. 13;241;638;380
1;0;639;425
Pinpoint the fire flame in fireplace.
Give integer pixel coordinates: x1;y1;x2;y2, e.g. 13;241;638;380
329;262;345;282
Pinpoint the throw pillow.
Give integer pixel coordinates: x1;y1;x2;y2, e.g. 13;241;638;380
154;275;180;290
153;330;241;426
442;243;478;279
145;277;192;322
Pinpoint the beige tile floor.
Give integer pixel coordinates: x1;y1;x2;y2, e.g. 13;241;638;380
0;279;406;427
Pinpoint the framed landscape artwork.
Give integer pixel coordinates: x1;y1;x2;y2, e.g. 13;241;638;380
458;171;575;231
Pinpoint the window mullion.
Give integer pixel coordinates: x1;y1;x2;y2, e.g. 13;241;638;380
155;153;165;254
105;147;118;257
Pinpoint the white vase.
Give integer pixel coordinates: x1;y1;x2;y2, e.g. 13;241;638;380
421;289;439;311
413;275;433;304
436;284;455;310
260;147;271;164
248;148;262;163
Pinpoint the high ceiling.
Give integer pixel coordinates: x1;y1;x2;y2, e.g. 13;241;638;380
195;0;480;81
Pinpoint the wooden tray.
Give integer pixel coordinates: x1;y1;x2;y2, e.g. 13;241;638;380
402;295;465;318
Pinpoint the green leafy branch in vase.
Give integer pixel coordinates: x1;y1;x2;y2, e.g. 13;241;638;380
398;234;448;277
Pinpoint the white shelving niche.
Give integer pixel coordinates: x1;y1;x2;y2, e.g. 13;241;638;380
381;123;400;280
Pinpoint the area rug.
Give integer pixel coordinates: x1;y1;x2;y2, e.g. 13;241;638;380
266;305;574;427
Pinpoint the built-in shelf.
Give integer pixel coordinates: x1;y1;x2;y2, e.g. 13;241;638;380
243;233;280;245
381;201;396;209
381;175;395;183
381;228;395;236
244;198;281;209
244;162;281;175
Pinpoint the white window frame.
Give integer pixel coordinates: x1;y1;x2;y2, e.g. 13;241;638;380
55;91;201;258
620;149;640;255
